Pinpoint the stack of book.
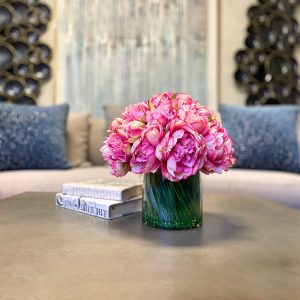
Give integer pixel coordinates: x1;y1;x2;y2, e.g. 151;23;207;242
55;179;143;220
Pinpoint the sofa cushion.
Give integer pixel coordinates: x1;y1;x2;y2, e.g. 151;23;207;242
220;104;300;173
202;169;300;209
0;167;141;200
67;112;91;167
88;118;105;166
0;168;299;209
0;103;70;171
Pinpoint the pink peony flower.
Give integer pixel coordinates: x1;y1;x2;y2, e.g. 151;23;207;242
126;121;145;143
190;101;213;117
130;121;163;174
101;92;235;180
108;117;127;139
109;117;123;131
178;104;210;135
100;132;131;176
148;92;174;108
156;119;207;182
175;93;193;106
122;101;149;122
106;159;131;177
202;123;236;174
146;93;176;126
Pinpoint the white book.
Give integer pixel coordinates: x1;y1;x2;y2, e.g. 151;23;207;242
55;193;142;220
62;178;142;201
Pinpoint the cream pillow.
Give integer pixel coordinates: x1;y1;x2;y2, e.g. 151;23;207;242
67;112;91;167
103;104;125;128
297;112;300;154
88;118;105;166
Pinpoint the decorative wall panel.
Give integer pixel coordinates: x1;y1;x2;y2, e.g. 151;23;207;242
234;0;300;105
0;0;52;105
57;0;207;116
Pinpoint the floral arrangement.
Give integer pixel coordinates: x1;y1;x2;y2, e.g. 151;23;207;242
101;92;235;182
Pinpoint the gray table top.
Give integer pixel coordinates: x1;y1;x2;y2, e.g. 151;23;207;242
0;192;300;300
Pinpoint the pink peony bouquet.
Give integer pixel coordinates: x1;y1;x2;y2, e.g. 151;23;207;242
101;92;236;182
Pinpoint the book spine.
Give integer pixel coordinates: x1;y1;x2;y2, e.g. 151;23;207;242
62;186;122;200
56;193;110;219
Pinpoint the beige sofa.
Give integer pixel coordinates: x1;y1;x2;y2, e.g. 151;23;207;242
1;113;300;209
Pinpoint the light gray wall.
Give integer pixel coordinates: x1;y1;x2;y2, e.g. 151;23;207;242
220;0;254;106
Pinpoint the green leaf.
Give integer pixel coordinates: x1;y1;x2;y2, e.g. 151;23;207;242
122;162;128;172
208;115;215;122
148;101;155;111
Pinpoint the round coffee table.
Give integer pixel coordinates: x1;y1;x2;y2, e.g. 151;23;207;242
1;192;299;300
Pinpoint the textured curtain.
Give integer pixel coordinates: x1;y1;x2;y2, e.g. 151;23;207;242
57;0;207;117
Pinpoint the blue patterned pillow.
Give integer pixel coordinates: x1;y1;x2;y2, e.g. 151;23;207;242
0;103;70;170
220;104;300;173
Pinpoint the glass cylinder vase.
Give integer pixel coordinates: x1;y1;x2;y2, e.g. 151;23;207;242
142;171;202;229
